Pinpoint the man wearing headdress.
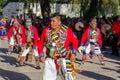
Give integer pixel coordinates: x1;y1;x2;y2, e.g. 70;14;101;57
80;18;104;65
18;19;40;69
7;20;25;55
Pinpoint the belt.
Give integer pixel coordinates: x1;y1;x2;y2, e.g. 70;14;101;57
47;55;66;59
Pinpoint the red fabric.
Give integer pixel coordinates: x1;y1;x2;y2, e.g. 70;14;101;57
0;36;7;38
38;27;78;55
72;21;76;30
7;25;26;45
38;27;48;54
81;27;102;45
54;59;60;70
45;21;51;28
112;21;120;37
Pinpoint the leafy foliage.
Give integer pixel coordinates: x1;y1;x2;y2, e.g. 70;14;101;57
0;0;7;12
1;0;120;17
69;0;120;17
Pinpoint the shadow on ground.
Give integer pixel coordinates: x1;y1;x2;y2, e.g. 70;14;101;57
0;48;8;54
78;70;116;80
0;55;18;66
0;68;31;80
101;67;120;74
0;54;37;69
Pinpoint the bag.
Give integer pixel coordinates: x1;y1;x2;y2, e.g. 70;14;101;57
13;45;21;53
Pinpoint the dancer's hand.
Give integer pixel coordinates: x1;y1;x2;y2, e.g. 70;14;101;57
70;54;76;62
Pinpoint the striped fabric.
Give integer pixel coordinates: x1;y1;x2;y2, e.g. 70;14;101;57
66;59;72;73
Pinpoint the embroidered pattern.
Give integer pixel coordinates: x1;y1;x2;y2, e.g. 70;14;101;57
88;29;99;43
46;25;68;58
13;27;22;45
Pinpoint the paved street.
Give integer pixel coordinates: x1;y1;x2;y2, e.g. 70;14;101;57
0;39;120;80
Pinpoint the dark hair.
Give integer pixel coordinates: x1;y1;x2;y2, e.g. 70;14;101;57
51;13;60;18
50;13;61;21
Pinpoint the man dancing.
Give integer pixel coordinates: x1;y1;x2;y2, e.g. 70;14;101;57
7;20;25;55
80;18;104;65
38;13;78;80
19;19;40;69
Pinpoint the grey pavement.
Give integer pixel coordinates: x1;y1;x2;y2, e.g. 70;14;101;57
0;39;120;80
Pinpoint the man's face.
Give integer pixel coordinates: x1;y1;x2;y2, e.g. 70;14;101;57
51;17;61;29
26;22;32;29
26;25;31;29
91;22;97;30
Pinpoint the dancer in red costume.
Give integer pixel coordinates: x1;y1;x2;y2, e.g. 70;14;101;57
38;13;78;80
18;19;40;69
7;20;25;55
80;18;104;65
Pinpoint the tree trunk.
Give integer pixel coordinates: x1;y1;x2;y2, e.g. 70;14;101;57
86;0;99;18
40;0;51;24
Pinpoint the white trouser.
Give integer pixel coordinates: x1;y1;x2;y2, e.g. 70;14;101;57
9;36;22;46
43;58;74;80
85;43;101;54
21;48;38;57
9;36;14;46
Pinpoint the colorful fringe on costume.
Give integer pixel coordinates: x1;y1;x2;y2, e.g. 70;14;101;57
66;59;77;80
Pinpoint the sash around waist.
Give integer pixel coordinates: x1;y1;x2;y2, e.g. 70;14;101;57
45;48;71;59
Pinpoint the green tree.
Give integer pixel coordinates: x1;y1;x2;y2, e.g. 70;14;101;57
0;0;7;12
20;0;50;21
5;0;120;18
40;0;51;19
70;0;120;17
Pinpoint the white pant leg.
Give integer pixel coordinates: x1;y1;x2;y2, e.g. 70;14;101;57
33;49;39;56
93;46;101;54
9;36;14;46
43;58;57;80
85;43;91;54
21;48;30;57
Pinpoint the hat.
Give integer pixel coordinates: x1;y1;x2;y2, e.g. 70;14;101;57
26;19;32;26
75;22;84;31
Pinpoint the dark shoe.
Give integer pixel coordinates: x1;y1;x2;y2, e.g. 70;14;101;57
16;64;25;67
36;66;41;69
